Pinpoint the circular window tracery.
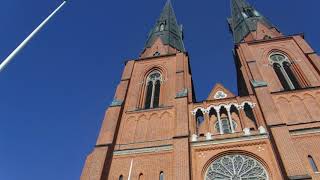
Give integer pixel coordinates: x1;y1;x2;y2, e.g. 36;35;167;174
205;154;268;180
269;53;289;64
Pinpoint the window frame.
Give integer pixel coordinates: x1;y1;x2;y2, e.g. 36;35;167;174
144;71;163;109
269;53;299;90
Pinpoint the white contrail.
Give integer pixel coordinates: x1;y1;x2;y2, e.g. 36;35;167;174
0;1;67;72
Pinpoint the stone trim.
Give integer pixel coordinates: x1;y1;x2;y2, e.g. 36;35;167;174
288;175;312;180
251;80;268;88
110;99;123;107
191;134;268;148
176;89;188;98
126;106;173;114
290;127;320;136
113;145;173;156
136;53;177;61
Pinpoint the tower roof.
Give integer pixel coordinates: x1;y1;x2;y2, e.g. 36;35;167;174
228;0;275;43
144;0;185;52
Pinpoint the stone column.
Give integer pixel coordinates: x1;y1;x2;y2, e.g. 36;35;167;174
214;106;223;134
226;105;235;133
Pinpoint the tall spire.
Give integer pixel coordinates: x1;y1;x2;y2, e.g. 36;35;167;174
228;0;276;43
143;0;185;54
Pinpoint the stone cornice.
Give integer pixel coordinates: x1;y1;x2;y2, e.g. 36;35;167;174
113;145;173;156
191;134;268;148
290;127;320;136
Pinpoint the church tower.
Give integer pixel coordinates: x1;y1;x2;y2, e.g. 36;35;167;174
81;0;320;179
229;0;320;179
81;1;194;179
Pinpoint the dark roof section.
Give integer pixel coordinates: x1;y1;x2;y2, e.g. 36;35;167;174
144;0;185;52
228;0;275;43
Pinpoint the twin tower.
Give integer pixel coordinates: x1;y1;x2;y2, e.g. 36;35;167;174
81;0;320;179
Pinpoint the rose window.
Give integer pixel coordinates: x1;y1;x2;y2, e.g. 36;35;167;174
205;154;268;180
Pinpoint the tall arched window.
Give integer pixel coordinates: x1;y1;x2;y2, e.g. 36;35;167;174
159;171;164;180
270;53;300;90
195;109;204;135
145;71;162;109
308;155;319;172
283;62;301;89
244;103;257;128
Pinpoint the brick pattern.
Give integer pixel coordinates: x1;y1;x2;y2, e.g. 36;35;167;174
81;15;320;180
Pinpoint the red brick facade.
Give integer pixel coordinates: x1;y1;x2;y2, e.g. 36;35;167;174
81;1;320;180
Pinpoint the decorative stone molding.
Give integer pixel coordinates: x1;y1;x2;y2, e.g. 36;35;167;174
113;145;173;156
191;107;207;115
251;80;268;88
110;99;123;107
214;91;227;99
290;127;320;136
192;134;268;148
191;101;258;135
191;101;256;114
259;126;267;134
205;132;212;140
243;128;251;136
176;88;188;98
191;134;198;142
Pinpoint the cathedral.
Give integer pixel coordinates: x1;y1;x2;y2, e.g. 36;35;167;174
81;0;320;179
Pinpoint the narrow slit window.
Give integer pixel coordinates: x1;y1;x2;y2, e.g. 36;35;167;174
273;63;290;91
308;155;319;172
195;109;204;135
145;81;153;109
153;80;161;108
159;171;164;180
283;62;301;89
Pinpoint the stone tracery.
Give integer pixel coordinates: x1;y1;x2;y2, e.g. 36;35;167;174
191;102;256;135
205;154;268;180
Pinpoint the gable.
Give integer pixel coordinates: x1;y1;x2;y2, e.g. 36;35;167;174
207;83;235;101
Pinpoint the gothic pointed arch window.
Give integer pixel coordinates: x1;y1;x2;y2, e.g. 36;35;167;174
144;71;162;109
205;154;269;180
270;53;301;91
308;155;319;172
159;171;164;180
195;109;205;135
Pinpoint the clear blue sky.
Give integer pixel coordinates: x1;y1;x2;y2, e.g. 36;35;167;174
0;0;319;179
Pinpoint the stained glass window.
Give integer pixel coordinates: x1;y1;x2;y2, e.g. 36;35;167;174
205;154;268;180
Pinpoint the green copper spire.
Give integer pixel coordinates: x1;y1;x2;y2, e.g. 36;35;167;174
228;0;275;43
144;0;185;53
